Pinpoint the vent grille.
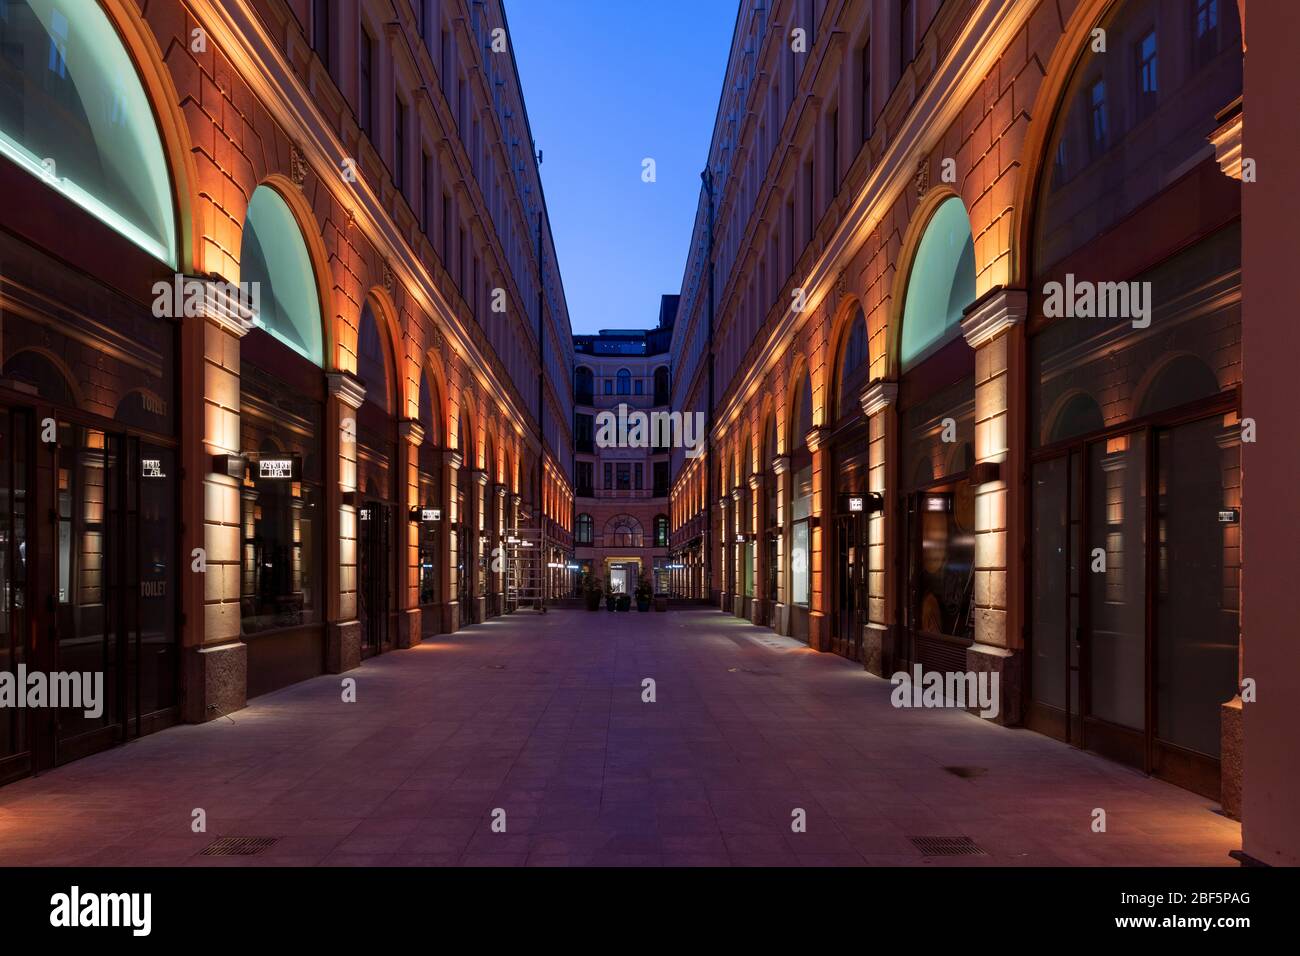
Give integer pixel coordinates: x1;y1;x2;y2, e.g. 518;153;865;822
201;837;278;857
908;835;986;857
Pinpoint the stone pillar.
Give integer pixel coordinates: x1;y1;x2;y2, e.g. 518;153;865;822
717;494;730;611
396;419;424;648
749;472;765;625
471;468;489;621
771;455;790;635
806;426;831;652
859;381;898;677
326;372;366;674
730;487;744;616
441;450;463;632
185;286;255;722
959;287;1027;725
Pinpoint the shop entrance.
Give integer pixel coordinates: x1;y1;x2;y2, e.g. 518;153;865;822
902;480;976;677
457;519;475;628
831;509;868;661
1028;410;1240;798
358;500;393;657
1;410;180;782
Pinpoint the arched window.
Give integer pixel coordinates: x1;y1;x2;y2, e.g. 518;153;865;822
654;515;669;548
0;0;178;265
836;307;869;419
575;366;594;403
792;371;813;449
242;185;324;366
616;369;631;395
576;513;593;545
900;197;975;371
654;366;671;404
606;514;643;547
357;301;391;413
418;369;441;445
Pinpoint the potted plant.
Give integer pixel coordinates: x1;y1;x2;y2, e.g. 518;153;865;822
634;580;652;612
606;585;617;612
616;593;632;612
582;573;602;611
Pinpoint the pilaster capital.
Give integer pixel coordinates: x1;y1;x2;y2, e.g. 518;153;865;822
327;372;367;410
397;418;425;447
961;287;1028;350
717;496;729;510
804;426;829;454
471;470;490;487
771;455;791;476
1209;98;1244;180
859;381;898;418
747;472;764;491
730;488;743;503
446;449;464;471
184;275;257;337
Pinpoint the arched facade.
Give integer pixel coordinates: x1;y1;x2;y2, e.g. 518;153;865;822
0;0;575;790
667;0;1246;808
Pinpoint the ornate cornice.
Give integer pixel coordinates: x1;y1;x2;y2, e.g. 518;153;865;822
961;287;1028;350
327;372;366;410
859;381;898;418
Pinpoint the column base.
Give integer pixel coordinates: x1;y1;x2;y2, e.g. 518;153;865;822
1220;695;1243;820
184;641;246;723
771;602;790;636
442;601;459;633
863;623;891;677
397;607;422;649
326;620;361;674
965;642;1021;726
719;591;730;612
809;611;830;652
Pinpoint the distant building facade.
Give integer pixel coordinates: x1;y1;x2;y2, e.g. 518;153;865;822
571;298;677;598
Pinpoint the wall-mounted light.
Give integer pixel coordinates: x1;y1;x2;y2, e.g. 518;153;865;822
970;461;1001;485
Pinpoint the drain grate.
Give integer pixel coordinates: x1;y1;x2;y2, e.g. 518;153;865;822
484;664;507;670
943;766;988;779
909;835;986;857
201;836;278;857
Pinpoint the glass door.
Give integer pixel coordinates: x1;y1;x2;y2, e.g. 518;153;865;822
0;407;32;783
832;514;866;660
358;501;391;657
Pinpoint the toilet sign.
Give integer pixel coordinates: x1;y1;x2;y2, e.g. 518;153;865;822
141;458;166;478
847;495;864;513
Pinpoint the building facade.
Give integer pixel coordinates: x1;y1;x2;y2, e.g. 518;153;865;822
0;0;572;785
669;0;1246;807
572;298;675;599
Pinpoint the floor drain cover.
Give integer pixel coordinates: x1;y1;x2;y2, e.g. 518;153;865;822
943;766;988;778
201;837;278;856
909;835;986;857
484;664;507;670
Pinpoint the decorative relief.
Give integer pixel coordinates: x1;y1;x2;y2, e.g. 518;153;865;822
915;156;929;197
290;143;307;188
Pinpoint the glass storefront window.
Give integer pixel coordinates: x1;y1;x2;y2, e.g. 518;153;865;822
241;477;321;634
791;462;812;606
418;473;440;606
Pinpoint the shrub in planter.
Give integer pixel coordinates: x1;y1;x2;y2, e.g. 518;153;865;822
634;580;652;612
606;593;617;612
616;594;632;612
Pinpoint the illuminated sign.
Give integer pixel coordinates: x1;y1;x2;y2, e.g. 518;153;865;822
258;458;295;479
847;495;864;513
925;495;951;513
1218;509;1240;523
423;508;441;522
141;458;166;478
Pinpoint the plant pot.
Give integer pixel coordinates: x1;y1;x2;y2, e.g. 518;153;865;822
636;599;650;612
606;595;617;612
585;593;602;611
616;595;631;612
653;597;667;612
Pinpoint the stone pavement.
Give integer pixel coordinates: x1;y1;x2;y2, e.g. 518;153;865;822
0;609;1240;866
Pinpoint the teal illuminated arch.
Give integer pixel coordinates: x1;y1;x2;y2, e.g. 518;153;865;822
0;0;177;265
241;185;324;366
899;196;976;370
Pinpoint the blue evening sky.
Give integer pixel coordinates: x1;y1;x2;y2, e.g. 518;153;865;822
506;0;739;334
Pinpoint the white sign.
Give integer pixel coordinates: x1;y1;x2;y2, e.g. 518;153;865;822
422;508;442;522
141;459;166;478
848;495;864;513
259;458;294;479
